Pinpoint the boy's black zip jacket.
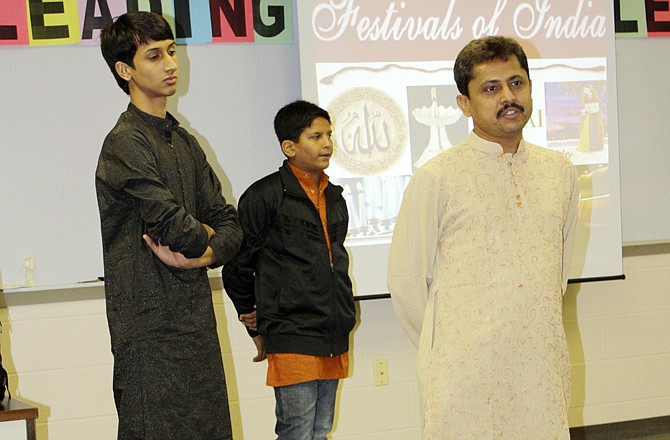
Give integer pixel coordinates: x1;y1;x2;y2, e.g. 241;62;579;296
223;160;356;357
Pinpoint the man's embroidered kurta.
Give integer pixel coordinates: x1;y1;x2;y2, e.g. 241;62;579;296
388;132;579;439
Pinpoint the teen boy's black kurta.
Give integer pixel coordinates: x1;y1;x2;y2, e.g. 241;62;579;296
96;103;242;440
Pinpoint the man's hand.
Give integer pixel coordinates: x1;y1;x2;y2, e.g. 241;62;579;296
251;335;266;362
143;234;215;269
239;310;258;331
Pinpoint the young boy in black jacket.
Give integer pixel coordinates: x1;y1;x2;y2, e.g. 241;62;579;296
223;100;356;439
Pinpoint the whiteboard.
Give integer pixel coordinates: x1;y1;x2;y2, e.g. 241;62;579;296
297;0;628;287
615;37;670;245
0;42;299;289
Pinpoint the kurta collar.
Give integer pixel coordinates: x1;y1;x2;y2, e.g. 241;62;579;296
127;102;180;131
467;131;528;161
287;161;329;192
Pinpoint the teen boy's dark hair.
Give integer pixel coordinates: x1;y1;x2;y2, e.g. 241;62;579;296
453;36;530;97
274;100;331;144
100;11;174;95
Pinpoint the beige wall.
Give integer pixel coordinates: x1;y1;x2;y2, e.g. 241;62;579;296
565;244;670;426
0;244;668;439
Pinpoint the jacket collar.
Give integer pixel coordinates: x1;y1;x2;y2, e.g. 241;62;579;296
278;160;343;200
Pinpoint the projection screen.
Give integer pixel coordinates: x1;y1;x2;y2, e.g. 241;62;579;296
298;0;623;297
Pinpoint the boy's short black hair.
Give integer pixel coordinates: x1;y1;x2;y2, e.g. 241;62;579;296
274;100;331;144
454;36;530;97
100;11;174;95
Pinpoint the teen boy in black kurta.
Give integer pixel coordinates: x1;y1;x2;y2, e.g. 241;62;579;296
96;12;242;439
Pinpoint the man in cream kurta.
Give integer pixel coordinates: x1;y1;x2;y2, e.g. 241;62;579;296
388;36;579;439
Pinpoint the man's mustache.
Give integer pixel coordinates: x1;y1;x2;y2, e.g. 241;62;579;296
497;102;525;118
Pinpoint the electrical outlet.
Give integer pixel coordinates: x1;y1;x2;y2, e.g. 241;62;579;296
373;359;389;386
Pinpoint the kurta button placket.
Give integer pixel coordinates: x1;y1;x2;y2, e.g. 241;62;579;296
502;153;523;208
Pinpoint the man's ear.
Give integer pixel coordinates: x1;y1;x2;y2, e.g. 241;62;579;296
456;94;471;117
281;140;295;157
115;61;131;81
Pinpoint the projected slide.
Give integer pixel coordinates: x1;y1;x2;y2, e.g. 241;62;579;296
298;1;623;295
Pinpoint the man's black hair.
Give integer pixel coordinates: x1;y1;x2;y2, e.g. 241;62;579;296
274;100;331;144
454;36;530;97
100;11;174;95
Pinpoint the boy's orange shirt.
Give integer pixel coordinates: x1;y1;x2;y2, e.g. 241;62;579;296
266;162;348;387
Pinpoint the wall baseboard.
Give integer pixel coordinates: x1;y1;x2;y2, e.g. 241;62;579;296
570;416;670;440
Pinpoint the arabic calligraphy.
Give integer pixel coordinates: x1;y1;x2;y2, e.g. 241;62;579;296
339;104;392;156
329;87;407;175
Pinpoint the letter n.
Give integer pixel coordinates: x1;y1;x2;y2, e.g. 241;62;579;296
209;0;254;42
